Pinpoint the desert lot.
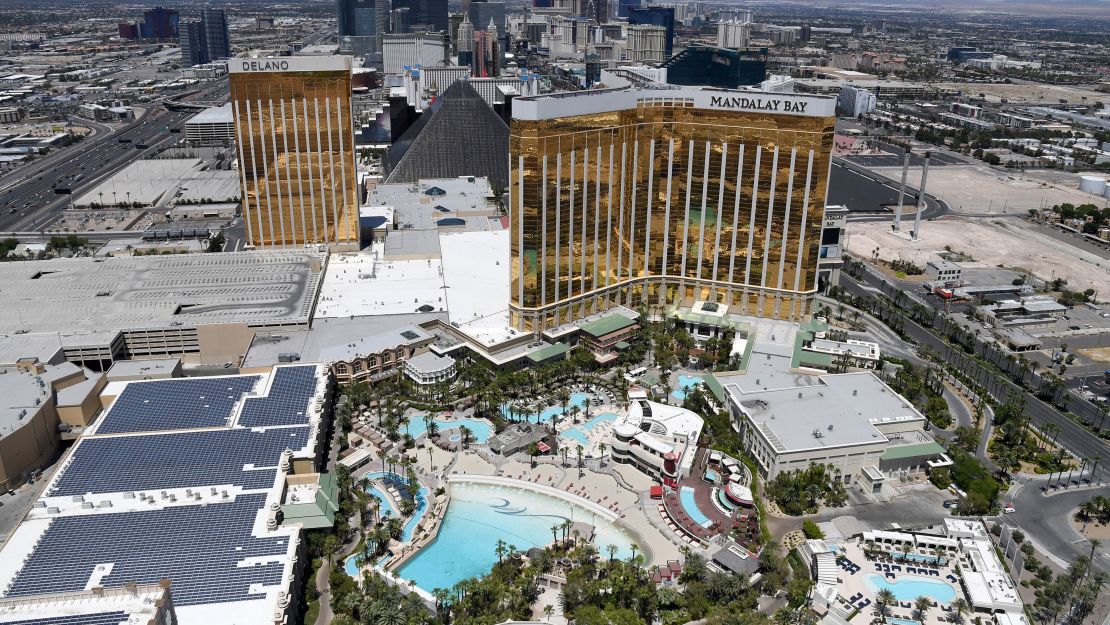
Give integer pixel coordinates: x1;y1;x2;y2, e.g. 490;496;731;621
846;216;1110;295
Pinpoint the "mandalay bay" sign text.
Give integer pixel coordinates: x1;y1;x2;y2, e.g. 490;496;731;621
709;95;809;114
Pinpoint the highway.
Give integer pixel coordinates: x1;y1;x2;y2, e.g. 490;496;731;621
840;267;1110;470
0;79;229;234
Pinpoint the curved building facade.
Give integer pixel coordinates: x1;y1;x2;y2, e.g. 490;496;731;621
508;86;837;333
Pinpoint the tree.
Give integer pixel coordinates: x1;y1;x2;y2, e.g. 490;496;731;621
876;589;896;617
914;595;932;622
950;597;969;624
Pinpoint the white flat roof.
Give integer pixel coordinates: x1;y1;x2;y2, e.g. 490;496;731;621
513;85;837;121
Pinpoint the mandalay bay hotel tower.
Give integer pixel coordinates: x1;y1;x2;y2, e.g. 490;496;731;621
230;56;359;248
508;87;837;333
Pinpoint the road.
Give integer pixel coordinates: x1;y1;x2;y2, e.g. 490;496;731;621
838;265;1110;571
828;158;949;222
0;79;229;234
1001;476;1110;573
841;268;1110;471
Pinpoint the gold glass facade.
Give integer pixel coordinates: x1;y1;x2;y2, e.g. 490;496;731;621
509;92;835;333
230;59;358;248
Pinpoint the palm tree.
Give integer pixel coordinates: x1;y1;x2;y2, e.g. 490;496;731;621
598;442;607;465
607;543;617;563
914;596;932;622
551;524;560;546
543;604;555;622
950;598;969;624
495;538;507;563
876;589;896;617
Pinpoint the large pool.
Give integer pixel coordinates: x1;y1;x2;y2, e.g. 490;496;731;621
504;392;589;424
395;481;639;592
864;574;957;603
405;415;493;443
671;375;703;401
679;486;712;528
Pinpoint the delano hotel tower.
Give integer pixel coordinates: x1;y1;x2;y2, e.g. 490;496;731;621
230;56;358;248
508;86;837;333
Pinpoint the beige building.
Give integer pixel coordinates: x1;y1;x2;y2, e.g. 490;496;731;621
0;359;104;490
318;324;437;385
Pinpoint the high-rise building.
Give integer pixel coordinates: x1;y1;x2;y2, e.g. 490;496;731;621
661;46;767;88
382;32;448;73
391;0;448;33
716;19;751;49
507;86;837;332
180;20;207;67
616;0;640;18
179;9;231;67
468;1;506;38
338;0;389;56
392;7;412;33
456;14;475;66
201;8;230;60
472;22;501;77
141;7;179;39
119;23;140;40
628;7;674;57
230;56;359;249
626;24;665;63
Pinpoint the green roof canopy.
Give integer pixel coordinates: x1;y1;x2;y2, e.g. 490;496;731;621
527;342;570;362
580;315;638;339
881;441;946;461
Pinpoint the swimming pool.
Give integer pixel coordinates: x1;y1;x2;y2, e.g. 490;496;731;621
364;472;430;542
704;468;722;484
887;619;922;625
396;481;639;592
405;415;493;443
864;574;957;603
671;375;703;401
503;392;589;424
366;483;396;518
559;412;617;447
560;427;590;446
678;486;712;528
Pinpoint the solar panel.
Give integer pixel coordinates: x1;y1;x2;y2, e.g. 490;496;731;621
237;366;319;428
47;427;310;497
4;494;288;606
97;376;261;435
2;612;129;625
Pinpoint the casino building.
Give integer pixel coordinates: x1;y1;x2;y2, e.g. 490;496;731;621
507;86;837;333
230;56;359;249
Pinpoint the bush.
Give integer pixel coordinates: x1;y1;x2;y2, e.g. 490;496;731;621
802;520;824;540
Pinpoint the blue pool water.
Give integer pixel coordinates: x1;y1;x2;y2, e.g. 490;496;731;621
671;375;704;401
364;472;431;542
396;481;638;592
405;415;493;443
864;574;957;603
679;486;712;528
705;468;722;484
503;392;589;424
888;619;922;625
367;483;396;517
559;412;617;447
560;428;589;446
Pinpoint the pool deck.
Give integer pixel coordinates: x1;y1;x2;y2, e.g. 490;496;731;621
833;539;966;625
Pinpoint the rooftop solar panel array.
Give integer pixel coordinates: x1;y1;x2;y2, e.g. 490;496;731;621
4;494;288;606
238;366;319;428
47;427;309;497
97;376;261;435
2;612;128;625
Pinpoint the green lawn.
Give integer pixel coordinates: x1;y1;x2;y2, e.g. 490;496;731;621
303;598;320;625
